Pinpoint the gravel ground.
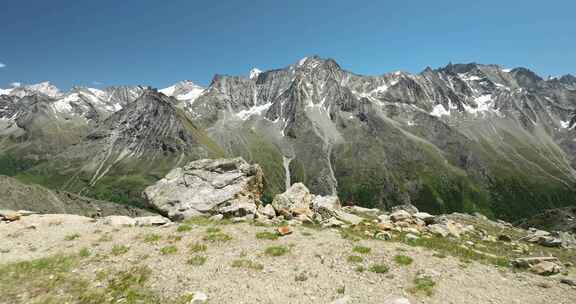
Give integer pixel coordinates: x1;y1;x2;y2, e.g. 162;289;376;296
1;214;575;304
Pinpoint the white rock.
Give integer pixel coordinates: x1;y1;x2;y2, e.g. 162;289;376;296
135;216;171;226
103;216;136;227
189;291;208;304
334;210;363;225
259;204;277;219
390;210;411;222
383;296;411;304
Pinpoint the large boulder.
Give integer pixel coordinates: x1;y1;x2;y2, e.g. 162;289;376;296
271;183;313;216
143;158;263;220
311;195;341;219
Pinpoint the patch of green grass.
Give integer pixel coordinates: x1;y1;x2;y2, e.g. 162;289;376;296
177;224;193;232
98;234;113;242
408;277;436;296
79;247;91;258
189;242;208;253
256;231;279;240
347;255;364;263
187;255;207;266
0;254;162;303
203;232;232;242
143;233;162;243
394;254;413;266
336;286;346;295
368;264;389;274
231;259;264;271
352;245;371;254
264;245;289;257
206;227;221;234
355;265;366;272
160;245;178;255
64;233;80;241
167;235;183;243
111;245;129;256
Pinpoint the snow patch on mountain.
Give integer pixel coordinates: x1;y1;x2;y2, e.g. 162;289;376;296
236;102;272;120
249;68;262;80
430;104;450;117
160;81;205;103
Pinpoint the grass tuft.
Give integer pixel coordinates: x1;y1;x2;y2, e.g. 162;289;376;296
111;245;129;256
409;277;436;296
394;254;413;266
160;245;178;255
187;255;207;266
256;231;279;240
231;259;264;271
347;255;364;263
352;245;371;254
368;263;389;274
264;245;289;257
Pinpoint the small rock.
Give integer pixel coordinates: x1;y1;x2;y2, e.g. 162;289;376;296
17;210;37;217
209;214;224;221
259;204;277;219
322;217;346;228
560;277;576;286
378;214;391;223
383;296;411;304
103;216;136;227
378;222;394;231
390;204;419;215
334;210;363;225
0;210;21;222
512;257;560;268
231;217;247;223
135;216;171;226
531;261;562;276
346;206;380;215
375;232;392;240
277;226;293;236
403;227;420;235
413;212;435;224
405;233;419;242
390;210;411;222
189;291;208;304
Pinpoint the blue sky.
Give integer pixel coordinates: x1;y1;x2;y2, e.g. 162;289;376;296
0;0;574;90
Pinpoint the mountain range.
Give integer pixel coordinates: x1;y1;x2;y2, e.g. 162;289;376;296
1;55;576;221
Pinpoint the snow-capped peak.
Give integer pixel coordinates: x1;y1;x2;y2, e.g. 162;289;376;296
159;80;205;102
4;81;63;98
249;68;262;80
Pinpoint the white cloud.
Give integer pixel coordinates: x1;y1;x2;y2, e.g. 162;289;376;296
0;62;6;68
10;82;21;87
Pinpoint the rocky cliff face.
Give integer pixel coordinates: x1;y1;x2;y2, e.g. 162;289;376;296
1;56;576;220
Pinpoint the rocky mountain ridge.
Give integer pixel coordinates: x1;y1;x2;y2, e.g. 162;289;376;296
1;56;576;221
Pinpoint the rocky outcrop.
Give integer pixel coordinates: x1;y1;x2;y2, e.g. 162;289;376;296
144;158;264;220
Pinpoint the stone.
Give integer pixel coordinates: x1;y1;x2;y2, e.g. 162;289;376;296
277;225;293;236
231;217;247;223
103;216;136;227
311;195;341;219
512;257;560;268
383;296;411;304
135;216;171;226
375;232;392;240
0;210;21;222
16;210;37;217
560;277;576;286
427;224;449;237
537;236;563;248
531;261;562;276
330;295;351;304
143;158;263;220
346;206;380;215
209;214;224;221
403;227;421;235
413;212;435;224
390;204;419;214
189;291;208;304
271;183;313;215
405;233;419;242
334;210;363;225
378;222;394;231
378;214;391;223
218;197;258;217
322;217;346;228
390;210;411;222
259;204;276;219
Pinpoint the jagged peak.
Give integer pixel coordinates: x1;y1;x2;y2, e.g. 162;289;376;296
249;68;262;80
